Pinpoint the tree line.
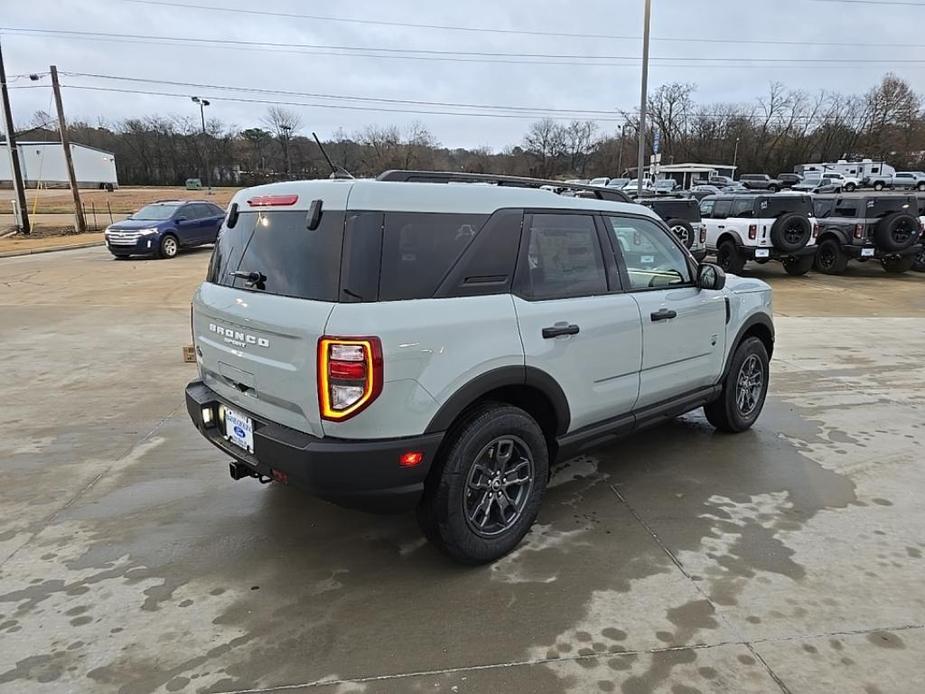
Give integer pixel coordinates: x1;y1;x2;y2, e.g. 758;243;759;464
11;74;925;186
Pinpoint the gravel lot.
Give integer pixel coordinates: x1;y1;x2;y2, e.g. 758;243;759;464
1;248;923;693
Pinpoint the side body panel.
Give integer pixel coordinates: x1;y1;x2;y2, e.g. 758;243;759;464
513;294;643;433
323;295;524;439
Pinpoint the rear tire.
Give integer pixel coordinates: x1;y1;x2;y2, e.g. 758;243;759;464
782;255;814;276
874;182;885;191
704;337;769;433
717;239;746;274
845;183;857;192
881;255;915;273
417;403;548;564
913;246;925;272
768;185;778;193
814;238;848;275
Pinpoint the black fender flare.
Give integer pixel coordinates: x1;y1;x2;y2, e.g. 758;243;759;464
720;313;775;382
817;225;851;246
424;365;570;435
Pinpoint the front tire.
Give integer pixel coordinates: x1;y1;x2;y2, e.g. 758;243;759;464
704;337;769;433
158;234;179;259
845;183;856;192
874;182;885;191
782;255;814;276
417;403;548;564
881;255;915;273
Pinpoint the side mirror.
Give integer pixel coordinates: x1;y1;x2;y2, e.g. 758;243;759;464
698;263;726;291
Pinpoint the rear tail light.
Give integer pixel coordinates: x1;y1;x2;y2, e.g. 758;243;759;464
854;223;865;239
699;224;707;244
748;224;758;240
813;223;819;238
248;194;299;207
318;337;383;421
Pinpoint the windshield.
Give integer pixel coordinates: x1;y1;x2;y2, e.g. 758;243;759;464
655;180;675;189
133;204;181;220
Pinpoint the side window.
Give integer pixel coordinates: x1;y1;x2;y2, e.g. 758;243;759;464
731;199;754;218
713;200;732;219
379;212;488;301
834;202;857;217
699;199;715;218
871;167;880;174
519;214;607;300
605;216;692;290
208;204;225;217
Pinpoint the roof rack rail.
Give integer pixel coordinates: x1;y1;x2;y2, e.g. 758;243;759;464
376;170;631;203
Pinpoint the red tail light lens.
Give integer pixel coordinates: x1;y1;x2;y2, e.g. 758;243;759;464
854;223;865;239
813;223;819;238
748;224;758;240
248;194;299;207
399;451;424;468
699;225;707;244
318;337;383;421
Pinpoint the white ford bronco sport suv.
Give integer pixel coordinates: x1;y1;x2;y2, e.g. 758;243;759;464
186;171;774;564
701;193;818;276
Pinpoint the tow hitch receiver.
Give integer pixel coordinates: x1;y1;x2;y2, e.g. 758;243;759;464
229;461;272;484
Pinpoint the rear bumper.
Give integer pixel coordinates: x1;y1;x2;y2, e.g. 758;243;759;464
844;243;922;259
740;245;817;260
185;381;444;513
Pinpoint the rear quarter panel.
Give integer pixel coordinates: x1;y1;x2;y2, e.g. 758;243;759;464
323;295;524;439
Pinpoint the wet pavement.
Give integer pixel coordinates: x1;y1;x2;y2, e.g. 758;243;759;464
1;248;923;693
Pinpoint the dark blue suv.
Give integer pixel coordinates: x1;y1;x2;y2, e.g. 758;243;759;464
105;200;226;259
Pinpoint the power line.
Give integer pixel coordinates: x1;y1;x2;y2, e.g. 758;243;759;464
55;81;865;125
5;27;925;65
58;84;631;121
122;0;925;42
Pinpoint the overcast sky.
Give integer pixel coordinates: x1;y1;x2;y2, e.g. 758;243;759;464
3;0;923;150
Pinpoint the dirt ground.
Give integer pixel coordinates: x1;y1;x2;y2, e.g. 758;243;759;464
0;186;239;215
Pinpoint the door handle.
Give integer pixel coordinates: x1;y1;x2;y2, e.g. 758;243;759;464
717;225;725;229
650;309;677;322
542;323;580;339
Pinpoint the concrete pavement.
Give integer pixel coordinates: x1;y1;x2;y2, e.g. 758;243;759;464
0;248;923;693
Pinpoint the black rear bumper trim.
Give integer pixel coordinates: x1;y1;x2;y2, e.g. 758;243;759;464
185;381;444;513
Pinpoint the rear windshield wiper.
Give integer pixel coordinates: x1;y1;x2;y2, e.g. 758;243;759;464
230;270;266;289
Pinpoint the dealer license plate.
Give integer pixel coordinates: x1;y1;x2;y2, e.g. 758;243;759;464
861;247;875;257
225;408;254;454
755;248;770;258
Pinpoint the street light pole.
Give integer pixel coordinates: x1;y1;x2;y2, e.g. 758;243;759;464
280;124;292;178
732;137;740;177
636;0;652;196
191;96;211;194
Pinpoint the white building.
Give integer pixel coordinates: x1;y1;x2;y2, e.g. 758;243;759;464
1;141;119;189
651;163;738;189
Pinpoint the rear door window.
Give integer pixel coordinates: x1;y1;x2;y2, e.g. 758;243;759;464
731;199;754;218
699;199;715;218
712;200;732;219
517;213;608;299
207;210;345;301
379;212;488;300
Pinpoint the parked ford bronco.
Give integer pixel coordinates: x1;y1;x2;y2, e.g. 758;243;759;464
700;193;818;275
812;194;923;274
635;197;707;261
186;171;774;564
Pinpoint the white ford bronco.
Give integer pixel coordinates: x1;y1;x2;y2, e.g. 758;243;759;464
186;171;774;563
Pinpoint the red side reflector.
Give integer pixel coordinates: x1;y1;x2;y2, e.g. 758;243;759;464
329;360;366;379
399;451;424;468
248;194;299;207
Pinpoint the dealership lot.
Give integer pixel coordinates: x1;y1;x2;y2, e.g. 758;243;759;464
1;247;924;693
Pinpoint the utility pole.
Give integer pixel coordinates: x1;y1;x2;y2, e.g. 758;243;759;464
0;38;30;234
50;65;85;233
280;124;292;178
191;96;212;194
636;0;652;197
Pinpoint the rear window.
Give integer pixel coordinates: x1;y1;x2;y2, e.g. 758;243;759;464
645;199;700;222
207;210;344;301
379;212;488;300
758;197;812;217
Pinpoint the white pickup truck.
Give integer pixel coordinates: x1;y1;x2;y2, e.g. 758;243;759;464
863;171;925;192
